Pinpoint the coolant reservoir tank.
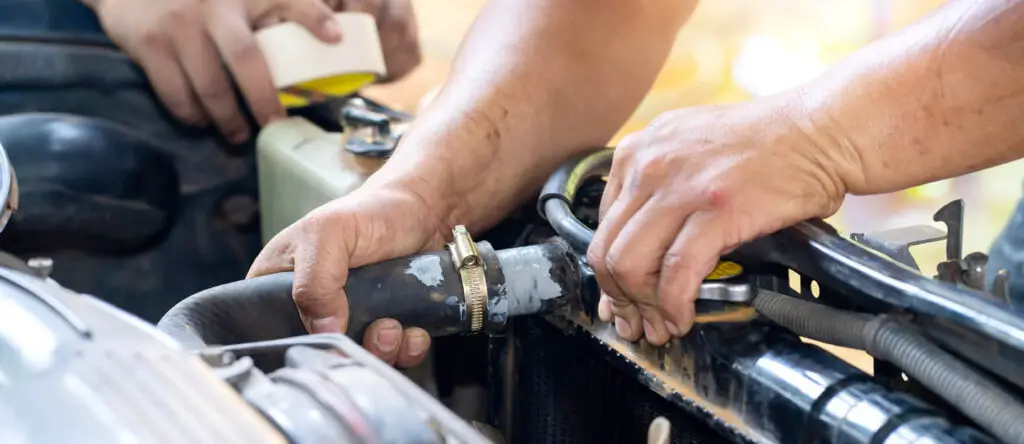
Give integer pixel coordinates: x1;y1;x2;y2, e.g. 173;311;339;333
255;117;386;242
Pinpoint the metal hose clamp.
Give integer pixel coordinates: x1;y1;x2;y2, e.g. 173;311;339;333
446;225;487;333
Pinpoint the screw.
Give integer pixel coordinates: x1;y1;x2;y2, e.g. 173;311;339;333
27;257;53;279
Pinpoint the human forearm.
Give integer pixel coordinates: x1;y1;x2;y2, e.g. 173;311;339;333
793;0;1024;195
368;0;695;231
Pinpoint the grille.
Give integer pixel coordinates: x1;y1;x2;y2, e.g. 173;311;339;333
511;317;725;444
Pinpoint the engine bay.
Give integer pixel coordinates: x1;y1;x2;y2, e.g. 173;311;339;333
1;94;1024;444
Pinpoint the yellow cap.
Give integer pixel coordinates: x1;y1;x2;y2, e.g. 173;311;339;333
277;73;378;108
256;12;387;109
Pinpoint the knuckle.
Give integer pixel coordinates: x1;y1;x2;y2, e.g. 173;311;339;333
661;250;696;273
193;80;233;104
136;26;168;49
291;282;331;306
163;1;198;27
604;253;644;291
221;38;261;66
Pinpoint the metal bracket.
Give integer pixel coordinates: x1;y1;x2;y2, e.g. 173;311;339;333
933;199;965;262
850;225;947;271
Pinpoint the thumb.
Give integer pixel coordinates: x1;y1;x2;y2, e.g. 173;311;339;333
273;0;343;43
292;241;351;334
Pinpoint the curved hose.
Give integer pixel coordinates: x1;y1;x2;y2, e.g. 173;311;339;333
158;249;476;349
754;289;1024;444
157;242;581;349
538;149;612;252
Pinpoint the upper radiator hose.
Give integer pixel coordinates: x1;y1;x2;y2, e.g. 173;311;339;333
158;239;581;349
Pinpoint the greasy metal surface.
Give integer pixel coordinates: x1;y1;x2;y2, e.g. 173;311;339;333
549;303;991;444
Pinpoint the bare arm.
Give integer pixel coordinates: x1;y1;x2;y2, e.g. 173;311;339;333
796;0;1024;195
366;0;696;231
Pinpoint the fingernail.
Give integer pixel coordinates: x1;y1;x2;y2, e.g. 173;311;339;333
614;316;632;338
310;316;341;334
666;321;681;336
406;334;427;357
322;19;342;41
643;319;658;342
374;325;400;352
598;296;612;322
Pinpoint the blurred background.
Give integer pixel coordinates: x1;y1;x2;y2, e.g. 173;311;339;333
363;0;1024;371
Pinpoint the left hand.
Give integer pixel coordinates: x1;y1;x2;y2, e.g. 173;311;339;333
586;98;855;345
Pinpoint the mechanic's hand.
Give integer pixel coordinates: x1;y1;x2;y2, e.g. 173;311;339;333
247;183;450;368
587;100;853;345
88;0;341;143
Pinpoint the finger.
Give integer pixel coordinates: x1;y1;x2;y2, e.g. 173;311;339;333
362;318;402;365
587;192;647;341
205;4;287;127
600;135;639;220
257;0;341;43
657;211;730;336
253;15;283;29
608;298;643;342
171;25;250;142
598;293;613;322
290;225;351;334
604;199;691;345
395;327;431;368
247;229;298;278
598;292;642;341
587;174;651;303
604;199;690;306
133;46;208;126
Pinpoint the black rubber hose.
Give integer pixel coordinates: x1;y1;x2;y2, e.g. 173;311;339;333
753;289;1024;444
157;241;582;349
158;249;474;349
538;149;612;253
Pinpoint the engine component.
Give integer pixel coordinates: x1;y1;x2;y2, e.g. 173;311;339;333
526;149;1020;444
0;113;180;256
158;237;580;347
0;256;492;444
255;100;409;243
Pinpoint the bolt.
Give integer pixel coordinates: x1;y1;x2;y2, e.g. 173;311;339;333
27;257;53;279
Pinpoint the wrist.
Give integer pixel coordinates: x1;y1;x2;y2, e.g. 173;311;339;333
775;87;859;214
362;133;473;239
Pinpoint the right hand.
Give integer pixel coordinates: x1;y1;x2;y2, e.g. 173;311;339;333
87;0;342;143
247;181;453;367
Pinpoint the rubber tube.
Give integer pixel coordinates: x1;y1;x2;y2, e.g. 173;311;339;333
157;242;581;349
750;289;872;350
537;149;612;253
753;289;1024;444
158;249;472;349
865;317;1024;444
